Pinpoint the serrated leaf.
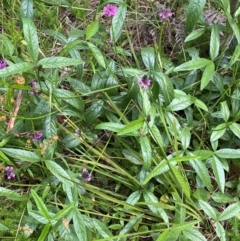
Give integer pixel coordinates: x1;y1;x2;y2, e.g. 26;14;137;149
21;0;34;19
0;62;34;77
166;96;192;112
211;193;234;204
0;187;28;201
218;202;240;221
184;28;205;42
199;200;218;220
141;47;155;69
73;208;88;241
229;122;240;139
212;155;225;193
215;149;240;159
174;58;211;72
22;18;39;63
118;118;144;135
110;3;127;42
93;218;113;239
37;57;83;68
0;148;40;162
45;160;73;187
87;42;106;68
210;123;227;142
140;136;152;171
216;222;226;241
126;190;141;206
182;228;207;241
86;20;99;40
200;62;215;90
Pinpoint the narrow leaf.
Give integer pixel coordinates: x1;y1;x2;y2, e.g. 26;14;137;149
118;118;144;135
87;42;106;68
140;136;152;171
37;57;83;68
199;200;218;220
174;58;211;72
0;62;34;77
212;155;225;193
218;202;240;221
200;62;215;90
210;24;220;60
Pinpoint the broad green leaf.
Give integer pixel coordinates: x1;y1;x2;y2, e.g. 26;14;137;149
85;100;104;123
174;58;211;72
199;200;218;220
166;96;192;112
212;155;225;193
193;188;210;201
22;18;39;63
141;47;155;69
0;35;14;56
67;78;91;94
140;136;152;171
192;97;208;111
0;187;28;201
29;211;48;224
20;0;34;19
53;89;84;110
149;124;163;148
93;218;113;239
0;223;8;231
169;163;190;198
118;118;144;135
184;28;205;42
52;202;74;220
210;123;227;142
31;189;50;219
73;208;88;241
37;57;83;68
215;222;226;241
45;160;73;187
220;101;230;122
156;230;170;241
229;122;240;139
182;228;207;241
211;193;234;204
0;62;34;77
126;190;141;206
122;149;142;165
210;24;220;60
218;202;240;221
227;45;240;69
186;0;206;31
43;115;57;140
110;3;127;42
86;20;99;40
37;223;51;241
95;122;125;132
87;42;106;68
225;11;240;44
215;149;240;159
62;134;81;149
180;127;191;150
118;68;145;77
0;148;40;162
115;46;132;57
200;62;215;90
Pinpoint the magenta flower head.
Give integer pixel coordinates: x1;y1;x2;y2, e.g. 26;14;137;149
5;166;15;180
29;131;43;141
138;76;151;89
81;168;91;182
103;4;117;17
159;7;173;20
0;59;8;69
29;81;39;95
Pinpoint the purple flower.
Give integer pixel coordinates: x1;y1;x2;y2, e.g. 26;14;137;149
0;59;8;69
81;168;91;182
5;166;15;180
75;129;81;136
29;131;43;141
159;7;173;20
138;76;151;89
29;81;39;95
103;4;117;17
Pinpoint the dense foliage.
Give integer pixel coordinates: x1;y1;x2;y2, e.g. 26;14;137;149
1;0;240;240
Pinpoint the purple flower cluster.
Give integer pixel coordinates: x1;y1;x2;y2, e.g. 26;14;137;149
81;168;91;182
0;59;8;69
5;166;15;180
103;4;117;17
138;77;151;89
159;7;173;20
75;129;81;136
29;131;43;141
29;81;39;95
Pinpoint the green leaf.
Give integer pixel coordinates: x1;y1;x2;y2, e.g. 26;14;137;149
0;35;14;56
22;18;39;63
62;134;81;149
117;118;144;135
95;122;125;132
184;28;205;42
37;57;83;68
84;100;104;123
149;124;163;148
37;223;51;241
0;223;8;231
140;136;152;171
200;61;215;90
225;11;240;44
215;222;226;241
215;149;240;159
229;122;240;139
43;115;57;140
141;47;155;69
174;58;211;72
192;97;208;111
122;149;142;165
126;190;141;206
210;123;227;142
53;89;84;110
226;45;240;69
86;20;99;40
93;218;113;239
110;3;127;42
220;101;230;122
211;192;234;204
166;96;192;112
156;230;170;241
45;160;73;187
73;208;88;241
210;24;220;60
21;0;34;19
180;127;191;150
87;42;106;68
0;148;40;162
0;187;28;201
199;200;218;220
169;163;191;198
186;0;206;31
31;189;50;219
67;78;91;94
212;155;225;193
182;228;207;241
0;62;34;77
218;202;240;221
